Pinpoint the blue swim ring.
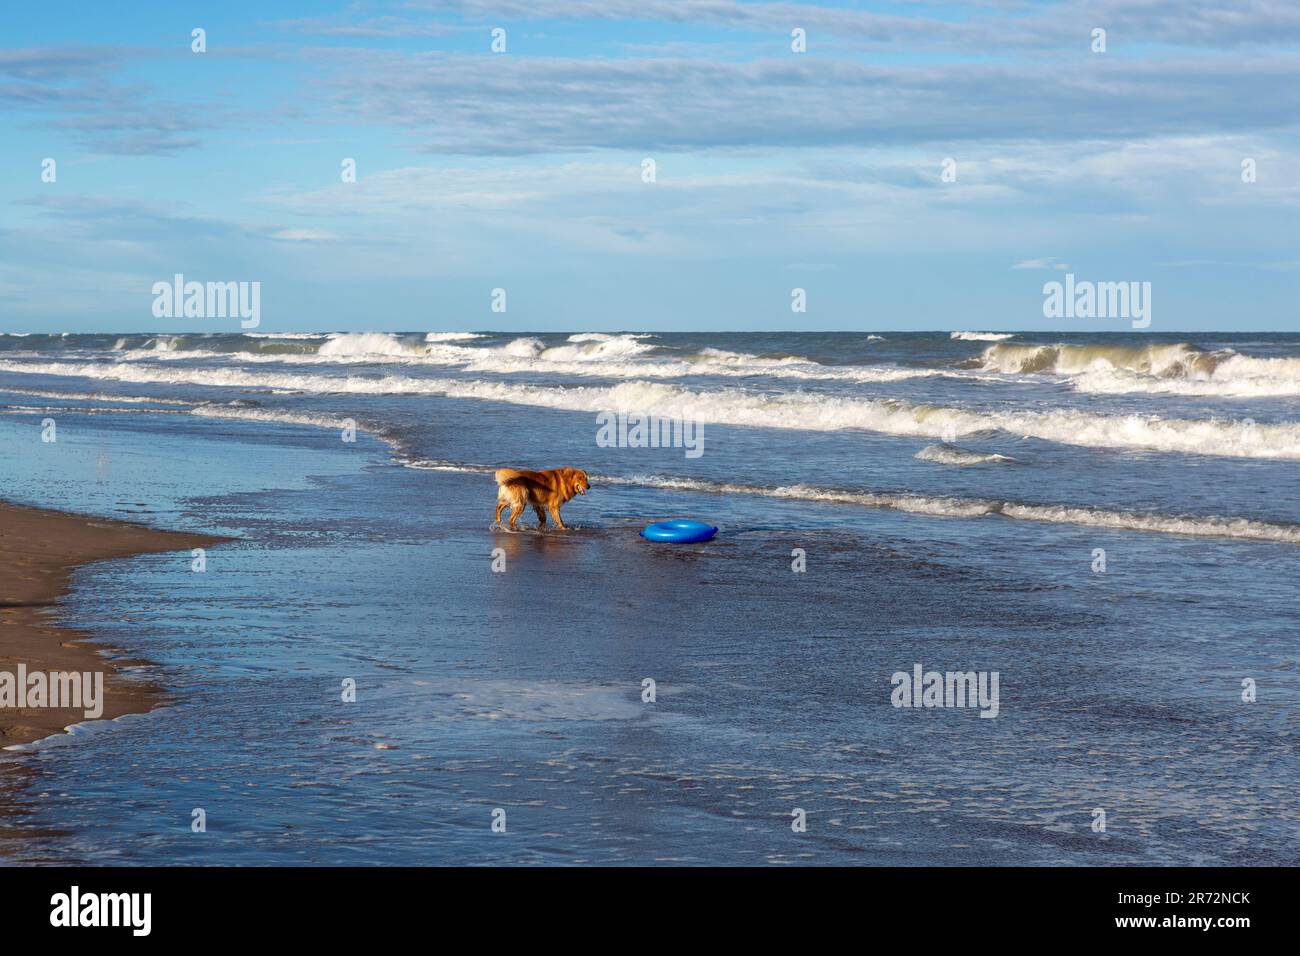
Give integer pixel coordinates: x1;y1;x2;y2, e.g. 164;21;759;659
641;519;718;543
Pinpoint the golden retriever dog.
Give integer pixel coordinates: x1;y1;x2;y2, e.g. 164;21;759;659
494;467;590;531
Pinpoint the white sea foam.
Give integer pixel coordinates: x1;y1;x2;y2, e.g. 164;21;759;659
465;352;944;384
598;475;1300;543
501;336;545;358
915;443;1015;465
188;404;366;432
0;404;194;420
952;331;1015;341
243;332;329;340
317;332;428;358
0;385;192;406
0;390;396;443
537;334;657;362
424;332;487;342
565;332;654;343
0;396;351;434
456;339;950;383
400;461;1300;545
4;358;1297;460
692;347;805;367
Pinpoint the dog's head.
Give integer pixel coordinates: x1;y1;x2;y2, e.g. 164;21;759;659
567;468;590;498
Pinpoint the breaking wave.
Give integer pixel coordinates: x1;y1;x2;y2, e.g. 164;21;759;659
6;390;1297;544
243;332;329;340
538;334;658;362
102;333;963;385
424;332;487;342
951;331;1015;342
318;332;430;358
978;341;1300;397
3;358;1298;460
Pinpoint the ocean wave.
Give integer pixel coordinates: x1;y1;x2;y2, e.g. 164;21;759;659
0;403;194;419
452;339;949;383
914;443;1015;465
0;390;397;439
243;332;330;340
979;341;1213;376
104;334;960;385
0;384;192;406
188;404;369;432
318;332;429;358
566;332;655;343
978;341;1300;397
451;333;657;363
3;358;1298;459
106;334;202;353
1070;356;1300;398
8;377;1295;544
399;461;1300;545
424;332;487;342
952;331;1015;341
27;330;950;389
0;397;391;439
692;347;806;367
539;334;658;362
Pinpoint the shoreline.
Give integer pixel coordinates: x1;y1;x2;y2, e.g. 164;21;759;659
0;500;225;749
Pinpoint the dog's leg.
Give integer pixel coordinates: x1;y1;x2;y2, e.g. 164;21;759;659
548;504;568;530
495;499;508;526
508;502;526;531
534;504;547;529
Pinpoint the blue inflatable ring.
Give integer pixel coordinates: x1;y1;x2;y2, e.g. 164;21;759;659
641;519;718;543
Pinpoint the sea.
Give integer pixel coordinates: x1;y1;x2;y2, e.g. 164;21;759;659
0;329;1295;865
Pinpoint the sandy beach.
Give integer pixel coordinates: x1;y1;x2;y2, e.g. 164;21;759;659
0;501;222;749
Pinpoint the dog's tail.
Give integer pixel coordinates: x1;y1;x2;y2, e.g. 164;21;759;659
495;468;526;485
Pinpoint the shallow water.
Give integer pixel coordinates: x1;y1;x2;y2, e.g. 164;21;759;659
0;330;1295;865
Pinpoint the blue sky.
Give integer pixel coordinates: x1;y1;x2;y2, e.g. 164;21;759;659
1;0;1297;333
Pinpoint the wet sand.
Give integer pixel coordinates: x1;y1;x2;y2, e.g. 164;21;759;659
0;501;223;748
